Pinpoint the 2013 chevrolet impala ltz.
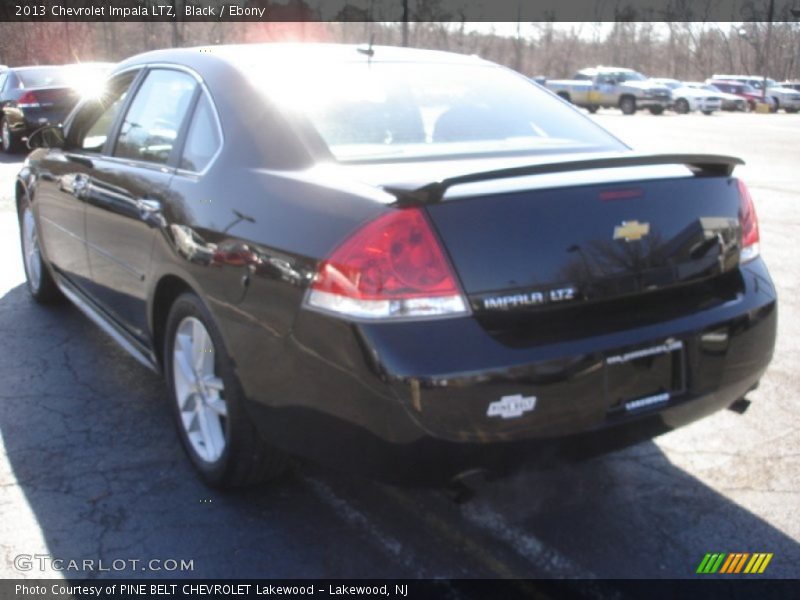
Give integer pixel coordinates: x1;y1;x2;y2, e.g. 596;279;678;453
17;44;776;487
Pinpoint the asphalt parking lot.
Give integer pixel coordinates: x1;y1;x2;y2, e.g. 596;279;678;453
0;111;798;582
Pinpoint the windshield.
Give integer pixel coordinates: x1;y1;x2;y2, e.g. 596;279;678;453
259;61;625;162
704;84;721;92
15;67;68;88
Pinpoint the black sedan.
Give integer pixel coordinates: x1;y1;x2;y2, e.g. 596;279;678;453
0;63;112;153
17;44;776;487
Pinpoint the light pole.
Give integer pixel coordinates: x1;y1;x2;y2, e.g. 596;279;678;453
763;0;775;102
402;0;409;47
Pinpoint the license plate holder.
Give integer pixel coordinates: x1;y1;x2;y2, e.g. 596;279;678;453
605;339;686;415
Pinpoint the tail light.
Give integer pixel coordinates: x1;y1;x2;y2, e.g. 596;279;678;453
738;179;760;263
18;91;40;108
305;208;469;320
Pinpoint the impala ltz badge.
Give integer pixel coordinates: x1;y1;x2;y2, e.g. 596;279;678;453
487;394;537;419
482;286;576;310
614;220;650;242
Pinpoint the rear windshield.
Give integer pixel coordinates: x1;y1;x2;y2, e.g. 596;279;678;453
258;61;626;162
15;67;67;88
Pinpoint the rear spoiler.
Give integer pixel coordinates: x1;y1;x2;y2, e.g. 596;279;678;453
385;153;744;206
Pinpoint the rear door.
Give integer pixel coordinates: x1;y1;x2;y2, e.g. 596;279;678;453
83;68;199;339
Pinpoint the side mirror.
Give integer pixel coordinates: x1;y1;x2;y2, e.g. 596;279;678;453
27;124;65;150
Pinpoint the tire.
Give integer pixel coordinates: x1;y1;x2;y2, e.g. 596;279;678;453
702;110;714;116
784;107;798;114
557;92;571;103
586;105;598;114
164;292;287;488
619;96;636;115
648;106;664;115
18;198;62;303
674;98;690;114
769;98;778;113
1;116;21;153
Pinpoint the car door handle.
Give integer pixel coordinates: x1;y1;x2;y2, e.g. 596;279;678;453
71;173;90;199
137;198;165;228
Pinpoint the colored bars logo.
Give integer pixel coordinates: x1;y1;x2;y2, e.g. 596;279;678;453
696;553;773;574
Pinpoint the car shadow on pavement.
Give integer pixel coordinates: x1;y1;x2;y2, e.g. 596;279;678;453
1;283;798;580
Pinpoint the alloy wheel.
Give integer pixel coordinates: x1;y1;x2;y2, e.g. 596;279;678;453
172;316;228;463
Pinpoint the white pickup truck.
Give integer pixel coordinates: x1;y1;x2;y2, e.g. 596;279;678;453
544;67;672;115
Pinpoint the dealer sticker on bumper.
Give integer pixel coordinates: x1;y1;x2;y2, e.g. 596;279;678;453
487;394;537;419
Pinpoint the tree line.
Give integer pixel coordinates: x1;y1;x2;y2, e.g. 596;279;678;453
0;20;798;82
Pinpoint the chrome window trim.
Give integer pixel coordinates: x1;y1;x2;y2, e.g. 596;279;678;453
174;87;225;178
104;62;224;176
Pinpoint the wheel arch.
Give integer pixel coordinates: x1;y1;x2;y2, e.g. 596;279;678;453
150;274;198;369
15;169;33;214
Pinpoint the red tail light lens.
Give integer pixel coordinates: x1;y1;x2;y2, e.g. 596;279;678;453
18;91;40;108
737;179;760;263
306;208;468;319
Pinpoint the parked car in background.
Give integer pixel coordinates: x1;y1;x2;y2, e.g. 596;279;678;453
684;82;747;112
651;78;721;115
711;74;800;113
545;67;672;115
707;80;764;111
0;63;112;153
17;44;776;487
780;81;800;93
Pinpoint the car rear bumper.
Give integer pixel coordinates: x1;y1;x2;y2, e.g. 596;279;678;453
5;107;67;136
239;259;777;483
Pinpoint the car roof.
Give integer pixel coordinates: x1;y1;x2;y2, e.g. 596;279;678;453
577;66;636;75
10;65;62;72
710;79;746;85
114;43;488;76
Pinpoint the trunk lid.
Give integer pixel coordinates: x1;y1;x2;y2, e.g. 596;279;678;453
425;176;742;313
21;86;80;113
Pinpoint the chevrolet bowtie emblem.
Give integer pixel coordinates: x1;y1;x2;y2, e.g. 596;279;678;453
613;220;650;242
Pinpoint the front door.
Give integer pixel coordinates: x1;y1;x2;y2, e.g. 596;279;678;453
35;70;140;293
84;68;198;339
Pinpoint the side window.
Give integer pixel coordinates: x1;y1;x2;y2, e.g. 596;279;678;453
69;71;138;153
114;69;196;165
179;93;221;172
0;73;7;94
